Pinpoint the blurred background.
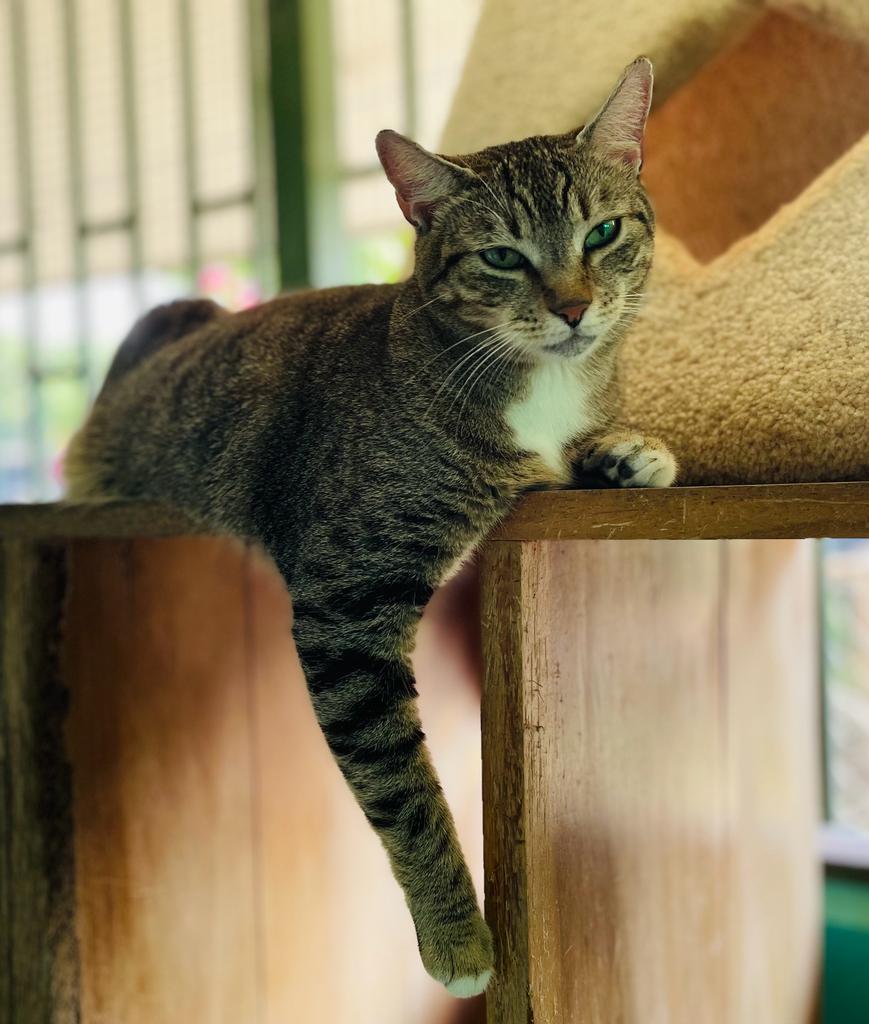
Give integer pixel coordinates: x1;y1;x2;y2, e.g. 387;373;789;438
0;0;480;502
1;0;867;1018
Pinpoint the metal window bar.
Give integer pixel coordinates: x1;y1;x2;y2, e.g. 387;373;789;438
248;0;280;295
118;0;146;313
399;0;417;142
0;236;26;257
3;0;288;499
61;0;95;398
178;0;202;283
9;0;42;496
268;0;310;289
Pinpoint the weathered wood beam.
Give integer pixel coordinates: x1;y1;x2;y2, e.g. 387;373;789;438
0;541;79;1024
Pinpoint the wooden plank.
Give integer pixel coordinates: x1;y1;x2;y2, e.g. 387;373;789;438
2;481;868;543
480;542;530;1024
63;536;484;1022
721;540;822;1021
65;537;262;1024
494;482;869;541
0;540;79;1024
0;543;9;1024
480;537;820;1023
0;503;203;540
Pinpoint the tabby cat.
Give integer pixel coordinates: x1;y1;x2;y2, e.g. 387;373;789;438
66;58;676;996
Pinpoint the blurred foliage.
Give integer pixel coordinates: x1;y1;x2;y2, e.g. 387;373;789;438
822;540;869;835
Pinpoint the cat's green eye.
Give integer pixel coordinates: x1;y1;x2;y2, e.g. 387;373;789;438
480;247;527;271
584;219;621;251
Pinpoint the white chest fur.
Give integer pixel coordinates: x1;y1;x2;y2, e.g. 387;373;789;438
505;361;600;475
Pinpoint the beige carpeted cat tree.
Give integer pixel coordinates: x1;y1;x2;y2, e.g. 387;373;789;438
442;0;869;484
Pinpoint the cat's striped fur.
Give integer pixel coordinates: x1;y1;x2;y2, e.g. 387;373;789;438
66;59;675;995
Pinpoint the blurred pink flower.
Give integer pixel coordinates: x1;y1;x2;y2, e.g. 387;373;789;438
198;264;230;293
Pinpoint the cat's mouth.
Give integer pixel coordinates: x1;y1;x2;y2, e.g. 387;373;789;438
541;331;597;358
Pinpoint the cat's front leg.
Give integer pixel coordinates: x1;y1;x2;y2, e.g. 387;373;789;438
289;566;494;997
578;429;678;488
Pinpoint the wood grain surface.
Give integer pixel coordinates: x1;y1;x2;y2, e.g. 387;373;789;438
494;482;869;541
2;480;868;543
0;503;204;540
1;484;842;1021
480;542;530;1024
62;536;485;1024
0;541;79;1024
480;537;821;1024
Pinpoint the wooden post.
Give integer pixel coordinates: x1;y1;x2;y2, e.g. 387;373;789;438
0;540;79;1024
481;537;821;1024
0;484;859;1021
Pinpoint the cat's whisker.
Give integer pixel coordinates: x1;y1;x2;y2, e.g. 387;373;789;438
436;328;516;407
454;335;519;427
431;329;515;422
422;328;516;421
395;294;445;323
460;163;512;220
457;195;505;224
407;321;513;384
449;332;519;425
434;326;515;385
488;334;528;405
428;320;519;393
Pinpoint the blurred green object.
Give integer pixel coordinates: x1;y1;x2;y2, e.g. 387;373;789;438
825;874;869;1020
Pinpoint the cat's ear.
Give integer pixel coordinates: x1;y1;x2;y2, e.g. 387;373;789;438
576;57;653;174
376;129;470;232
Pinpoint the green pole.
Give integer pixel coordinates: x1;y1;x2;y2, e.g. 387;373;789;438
266;0;310;290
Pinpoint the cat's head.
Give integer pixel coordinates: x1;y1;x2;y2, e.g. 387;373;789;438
376;58;655;362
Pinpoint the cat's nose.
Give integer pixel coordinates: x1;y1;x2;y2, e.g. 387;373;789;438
553;301;589;328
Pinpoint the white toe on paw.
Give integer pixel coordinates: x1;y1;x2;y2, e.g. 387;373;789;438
445;969;493;998
583;435;677;489
422;911;495;999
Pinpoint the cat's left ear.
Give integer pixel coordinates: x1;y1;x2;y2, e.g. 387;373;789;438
376;129;471;232
576;57;653;174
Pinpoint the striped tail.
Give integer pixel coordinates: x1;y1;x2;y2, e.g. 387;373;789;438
98;298;226;397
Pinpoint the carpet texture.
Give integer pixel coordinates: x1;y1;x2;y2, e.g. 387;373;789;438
442;0;869;483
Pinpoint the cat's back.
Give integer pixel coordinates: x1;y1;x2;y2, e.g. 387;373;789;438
230;281;399;351
66;281;400;503
97;281;400;407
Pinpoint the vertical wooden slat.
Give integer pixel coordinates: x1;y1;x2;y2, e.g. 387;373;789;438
66;537;261;1024
0;540;79;1024
479;537;820;1023
721;540;822;1022
480;541;530;1024
64;536;483;1021
0;541;10;1023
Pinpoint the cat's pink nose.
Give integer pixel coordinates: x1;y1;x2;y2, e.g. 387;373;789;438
554;301;589;328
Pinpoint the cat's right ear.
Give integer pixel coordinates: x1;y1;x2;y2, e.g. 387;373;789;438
376;130;470;232
576;57;653;174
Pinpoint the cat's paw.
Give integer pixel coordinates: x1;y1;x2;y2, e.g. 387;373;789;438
419;911;494;998
582;431;677;488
